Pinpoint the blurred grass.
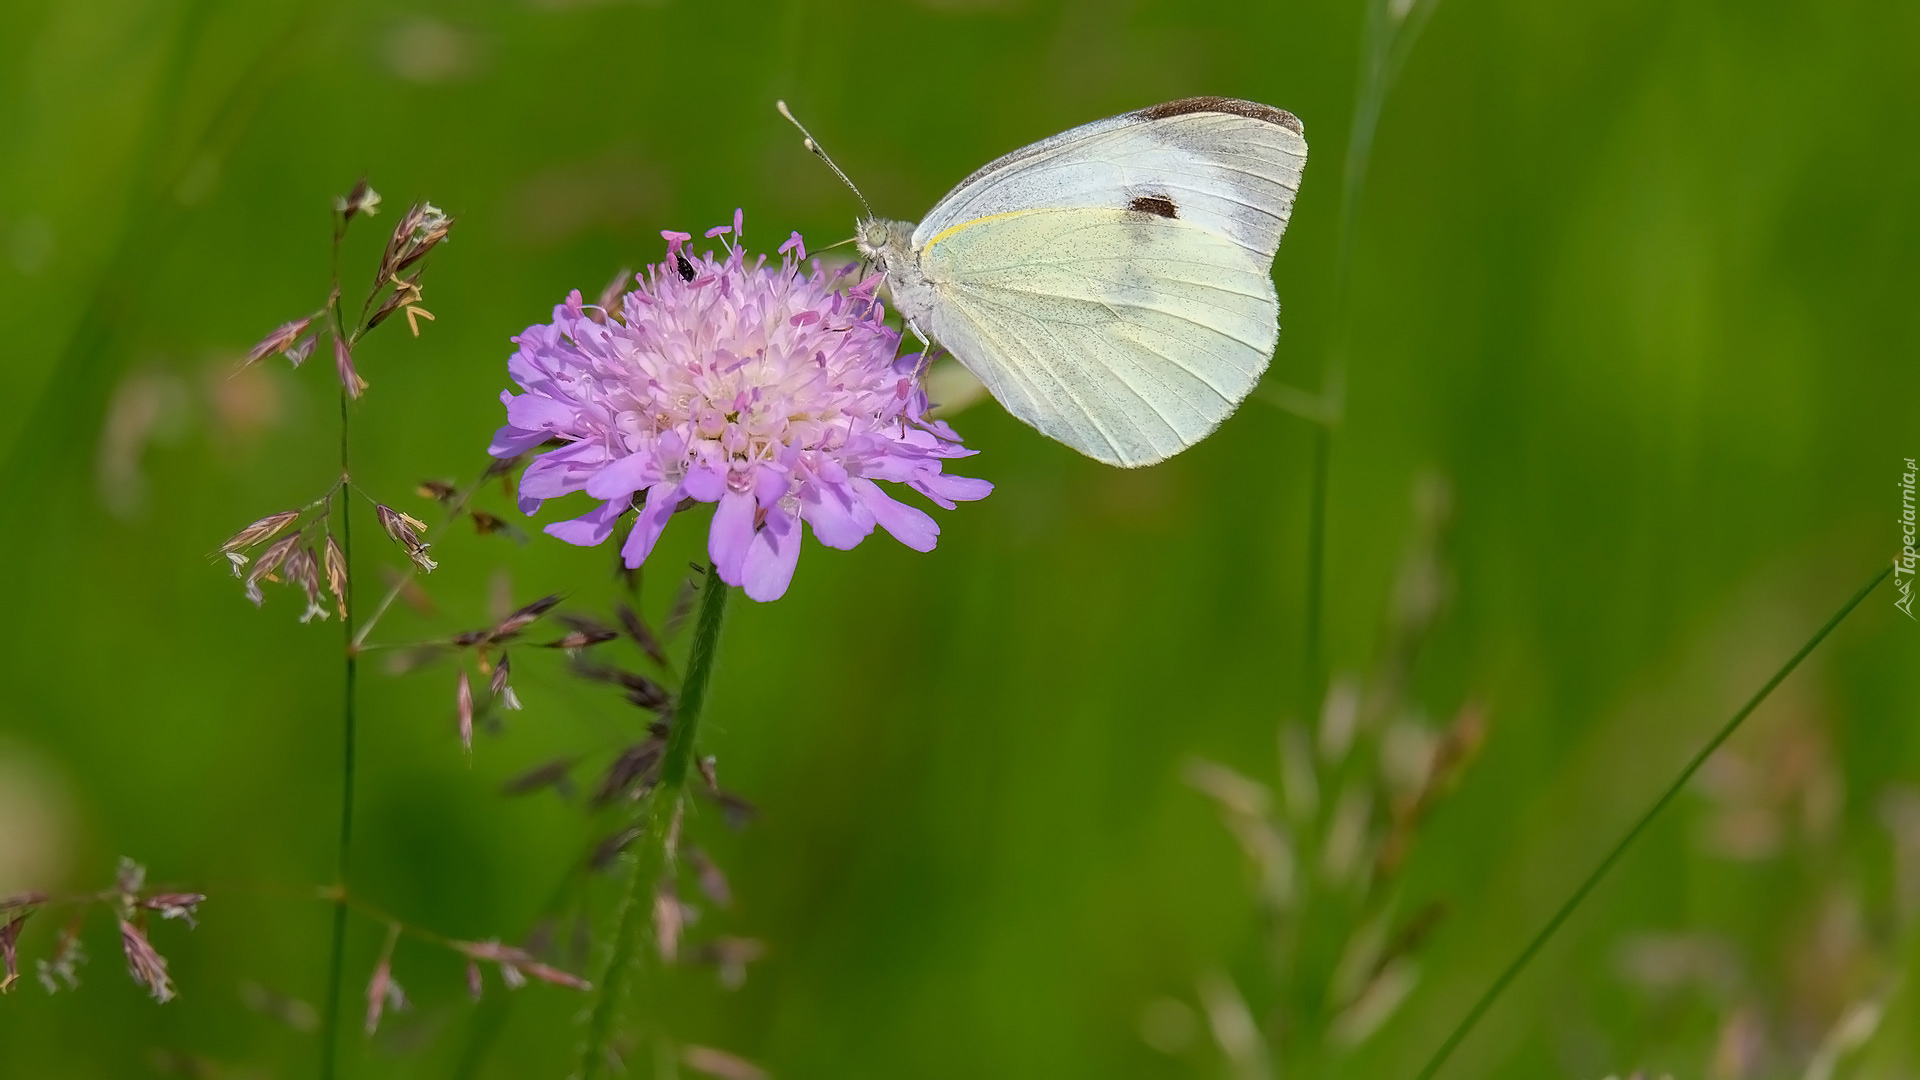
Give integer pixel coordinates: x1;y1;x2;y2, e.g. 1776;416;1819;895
2;0;1917;1077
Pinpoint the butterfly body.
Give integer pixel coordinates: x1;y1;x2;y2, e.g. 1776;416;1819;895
856;97;1308;468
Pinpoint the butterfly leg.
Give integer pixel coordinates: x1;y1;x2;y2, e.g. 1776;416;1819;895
909;320;946;381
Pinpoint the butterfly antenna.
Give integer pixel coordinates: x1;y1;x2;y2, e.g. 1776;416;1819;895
776;100;874;219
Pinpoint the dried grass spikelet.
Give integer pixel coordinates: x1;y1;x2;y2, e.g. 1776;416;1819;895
363;925;406;1035
335;178;381;221
332;334;368;398
653;882;684;964
36;917;86;993
245;532;301;606
118;919;174;1003
240;316;318;369
455;669;474;754
489;652;522;711
681;1045;768;1080
374;504;436;571
323;534;349;618
692;936;763;991
454;939;590;994
0;909;29;993
220;510;301;555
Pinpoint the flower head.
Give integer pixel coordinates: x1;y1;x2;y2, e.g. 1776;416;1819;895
491;213;990;601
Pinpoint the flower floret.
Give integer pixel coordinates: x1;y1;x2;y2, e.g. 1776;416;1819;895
491;214;989;601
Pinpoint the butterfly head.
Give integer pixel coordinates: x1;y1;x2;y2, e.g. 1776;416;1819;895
855;218;915;270
854;218;938;330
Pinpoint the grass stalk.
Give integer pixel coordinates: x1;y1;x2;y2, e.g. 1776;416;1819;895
320;385;359;1080
578;566;732;1079
1412;563;1893;1080
1301;0;1443;694
1300;0;1392;699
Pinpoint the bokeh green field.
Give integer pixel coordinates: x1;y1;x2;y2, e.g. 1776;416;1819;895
3;0;1918;1077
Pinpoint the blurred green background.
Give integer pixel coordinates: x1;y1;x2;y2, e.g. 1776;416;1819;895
3;0;1917;1077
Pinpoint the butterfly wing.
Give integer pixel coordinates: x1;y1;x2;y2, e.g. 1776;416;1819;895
913;97;1307;264
909;98;1307;466
920;207;1278;467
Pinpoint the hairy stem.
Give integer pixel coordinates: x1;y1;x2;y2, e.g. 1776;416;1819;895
579;567;731;1079
659;569;730;791
320;386;358;1080
1413;563;1893;1080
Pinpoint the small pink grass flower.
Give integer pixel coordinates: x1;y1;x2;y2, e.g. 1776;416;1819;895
490;213;990;601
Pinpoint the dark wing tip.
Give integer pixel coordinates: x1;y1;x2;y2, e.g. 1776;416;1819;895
1135;97;1305;137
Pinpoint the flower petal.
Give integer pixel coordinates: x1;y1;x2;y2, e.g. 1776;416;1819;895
800;481;874;550
585;452;661;500
853;478;939;552
752;462;791;506
707;491;756;585
911;470;994;509
517;442;607;514
505;393;577;434
682;463;726;503
545;499;627;547
742;509;802;602
489;424;551;459
622;482;681;568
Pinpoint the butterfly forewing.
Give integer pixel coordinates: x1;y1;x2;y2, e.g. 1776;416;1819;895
912;98;1307;262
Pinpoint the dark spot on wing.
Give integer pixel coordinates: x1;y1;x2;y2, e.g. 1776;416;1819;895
1127;195;1179;219
1135;96;1305;137
676;253;696;282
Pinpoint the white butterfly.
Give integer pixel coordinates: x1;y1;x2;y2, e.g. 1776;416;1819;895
843;97;1308;468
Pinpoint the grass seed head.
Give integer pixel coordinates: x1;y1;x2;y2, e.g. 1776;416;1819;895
456;669;474;754
653;883;683;963
36;919;86;993
333;334;368;398
500;755;575;797
616;602;670;668
285;333;317;367
491;593;563;638
241;317;315;368
688;847;732;908
118;919;174;1003
323;534;348;618
336;179;381;222
1;912;27;993
141;894;206;929
220;510;301;554
417;479;457;503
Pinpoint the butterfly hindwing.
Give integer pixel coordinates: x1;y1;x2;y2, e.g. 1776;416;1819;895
919;206;1279;467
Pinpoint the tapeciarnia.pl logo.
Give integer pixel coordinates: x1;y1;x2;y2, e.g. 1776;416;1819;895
1899;457;1916;619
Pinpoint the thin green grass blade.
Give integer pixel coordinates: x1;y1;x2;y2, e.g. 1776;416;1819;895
1412;563;1894;1080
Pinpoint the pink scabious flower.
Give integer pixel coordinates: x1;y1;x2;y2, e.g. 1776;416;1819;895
490;212;991;602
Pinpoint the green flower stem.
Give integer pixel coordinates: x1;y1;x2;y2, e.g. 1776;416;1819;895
579;567;731;1080
1413;563;1892;1080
